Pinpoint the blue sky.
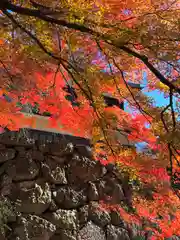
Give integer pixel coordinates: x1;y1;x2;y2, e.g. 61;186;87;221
100;61;171;108
141;71;178;110
5;9;175;110
142;71;169;107
144;90;168;106
100;61;178;150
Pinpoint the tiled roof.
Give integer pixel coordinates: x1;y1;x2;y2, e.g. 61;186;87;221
0;80;142;147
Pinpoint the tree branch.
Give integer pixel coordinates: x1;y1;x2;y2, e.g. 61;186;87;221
1;0;180;95
0;1;97;35
114;45;180;94
169;89;176;131
160;104;171;133
3;10;63;61
0;59;13;83
112;58;153;124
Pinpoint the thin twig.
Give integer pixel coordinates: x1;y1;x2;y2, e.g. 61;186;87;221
169;88;176;131
3;10;62;61
160;104;171;132
1;1;180;94
0;59;13;83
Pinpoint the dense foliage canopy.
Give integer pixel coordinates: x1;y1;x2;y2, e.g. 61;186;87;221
0;0;180;239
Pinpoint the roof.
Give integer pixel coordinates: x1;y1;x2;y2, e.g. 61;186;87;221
0;80;142;147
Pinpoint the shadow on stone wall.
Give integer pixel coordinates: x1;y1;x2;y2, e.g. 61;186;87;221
0;129;141;240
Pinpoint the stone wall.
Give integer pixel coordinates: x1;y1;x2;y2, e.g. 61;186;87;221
0;129;138;240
